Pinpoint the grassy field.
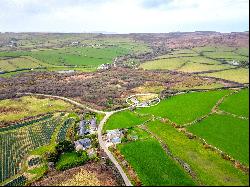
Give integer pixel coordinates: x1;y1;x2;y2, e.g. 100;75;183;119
0;36;150;75
103;110;150;131
0;57;50;72
187;114;249;165
146;120;249;186
136;90;230;125
0;96;74;123
118;139;195;186
201;68;249;83
219;89;249;117
139;58;185;70
202;51;249;61
178;61;233;73
173;82;224;90
140;46;249;83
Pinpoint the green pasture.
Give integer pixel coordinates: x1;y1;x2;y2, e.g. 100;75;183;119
118;139;195;186
187;114;249;165
136;90;230;125
103;110;150;131
146;120;249;186
201;68;249;83
219;88;249;117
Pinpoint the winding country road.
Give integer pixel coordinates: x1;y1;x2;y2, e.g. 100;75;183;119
17;92;133;186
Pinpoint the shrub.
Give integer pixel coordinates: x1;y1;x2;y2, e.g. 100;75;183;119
45;150;59;162
55;140;74;154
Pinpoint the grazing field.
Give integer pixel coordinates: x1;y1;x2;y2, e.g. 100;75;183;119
0;36;150;75
201;68;249;83
146;120;249;186
0;57;50;72
202;51;249;62
0;113;64;183
118;139;195;186
140;46;249;83
219;89;249;117
136;90;230;125
0;96;74;123
187;114;249;165
156;49;198;58
139;58;185;70
103;110;150;131
178;61;233;73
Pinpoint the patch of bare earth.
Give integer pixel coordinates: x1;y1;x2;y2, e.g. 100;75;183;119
32;163;118;186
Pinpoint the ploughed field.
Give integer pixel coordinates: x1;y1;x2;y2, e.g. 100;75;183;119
140;46;249;84
103;88;249;186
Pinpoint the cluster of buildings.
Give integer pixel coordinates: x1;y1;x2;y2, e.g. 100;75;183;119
78;118;97;136
74;117;97;152
129;96;159;107
104;129;124;147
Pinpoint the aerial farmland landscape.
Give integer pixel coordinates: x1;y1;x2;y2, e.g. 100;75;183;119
0;0;249;186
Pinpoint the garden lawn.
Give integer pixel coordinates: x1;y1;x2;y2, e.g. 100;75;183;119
146;120;249;186
103;110;150;131
118;139;195;186
136;90;230;125
187;114;249;165
219;89;249;117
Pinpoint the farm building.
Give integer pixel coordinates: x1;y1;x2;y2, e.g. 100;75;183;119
74;138;92;151
89;117;97;131
79;120;90;136
106;129;123;144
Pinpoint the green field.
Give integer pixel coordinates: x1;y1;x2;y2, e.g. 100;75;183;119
187;114;249;165
219;89;249;117
178;61;232;73
202;51;249;62
0;57;50;72
146;120;249;186
201;68;249;83
104;110;150;131
0;36;150;75
118;139;195;186
140;46;249;83
0;96;74;123
136;90;230;125
139;58;185;70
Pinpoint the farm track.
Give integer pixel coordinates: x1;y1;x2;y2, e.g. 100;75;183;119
16;92;133;186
